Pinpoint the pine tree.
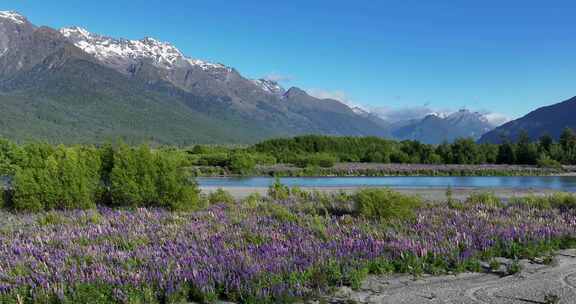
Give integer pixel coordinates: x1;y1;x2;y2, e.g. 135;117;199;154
516;131;538;164
539;134;554;153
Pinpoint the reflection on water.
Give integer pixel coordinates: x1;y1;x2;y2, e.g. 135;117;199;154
198;176;576;192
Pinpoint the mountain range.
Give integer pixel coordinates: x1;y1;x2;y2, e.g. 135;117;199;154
0;11;502;145
389;109;495;144
480;96;576;143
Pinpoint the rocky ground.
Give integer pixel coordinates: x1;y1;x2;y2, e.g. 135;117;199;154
313;249;576;304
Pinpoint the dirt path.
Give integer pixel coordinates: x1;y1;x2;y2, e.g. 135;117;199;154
321;249;576;304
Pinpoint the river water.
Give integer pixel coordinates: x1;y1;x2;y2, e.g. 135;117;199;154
198;176;576;192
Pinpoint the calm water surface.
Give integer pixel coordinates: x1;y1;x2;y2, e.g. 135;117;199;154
198;176;576;192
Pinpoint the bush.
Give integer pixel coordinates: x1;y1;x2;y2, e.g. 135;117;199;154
110;144;155;207
466;192;502;208
267;177;290;200
509;195;552;209
110;144;201;210
197;153;230;167
154;151;201;211
207;188;235;205
548;192;576;210
291;153;337;168
0;138;24;175
353;188;422;221
252;152;277;165
11;146;101;212
537;154;562;169
243;192;264;208
228;152;256;174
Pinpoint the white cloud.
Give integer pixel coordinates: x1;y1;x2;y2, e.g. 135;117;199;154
306;88;351;103
306;88;511;126
370;105;452;122
262;73;293;83
483;112;510;127
306;88;368;112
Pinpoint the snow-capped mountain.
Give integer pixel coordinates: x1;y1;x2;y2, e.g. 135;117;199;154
391;109;496;143
0;11;26;24
59;26;229;73
0;11;390;144
252;79;285;95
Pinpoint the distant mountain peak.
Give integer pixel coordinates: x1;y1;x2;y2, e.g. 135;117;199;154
284;87;308;99
390;108;495;143
0;11;27;24
59;26;230;72
252;78;285;95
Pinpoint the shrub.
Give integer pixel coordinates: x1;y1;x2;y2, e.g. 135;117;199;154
261;202;298;223
0;138;24;175
509;195;552;209
312;153;337;168
291;153;337;168
509;193;576;211
537;154;562;169
243;192;264;208
507;260;522;275
252;152;277;165
110;144;155;207
197;153;230;167
548;192;576;210
154;152;201;211
353;188;422;221
267;177;290;200
228;152;256;174
466;192;502;208
110;144;201;210
11;146;100;212
207;188;235;205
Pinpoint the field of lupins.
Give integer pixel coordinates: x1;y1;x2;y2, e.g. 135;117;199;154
1;190;576;303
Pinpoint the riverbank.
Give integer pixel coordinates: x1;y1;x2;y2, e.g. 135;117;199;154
201;186;559;201
191;163;575;177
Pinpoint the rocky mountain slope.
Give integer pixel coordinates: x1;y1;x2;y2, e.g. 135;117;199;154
480;96;576;143
0;11;389;144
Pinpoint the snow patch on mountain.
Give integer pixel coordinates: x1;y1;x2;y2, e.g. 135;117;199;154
0;11;26;24
252;79;285;94
59;26;230;72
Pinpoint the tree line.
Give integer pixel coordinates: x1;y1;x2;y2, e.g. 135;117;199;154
251;128;576;166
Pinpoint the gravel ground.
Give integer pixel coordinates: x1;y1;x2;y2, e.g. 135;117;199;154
315;249;576;304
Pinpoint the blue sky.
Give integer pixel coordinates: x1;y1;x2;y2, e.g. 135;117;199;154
4;1;576;121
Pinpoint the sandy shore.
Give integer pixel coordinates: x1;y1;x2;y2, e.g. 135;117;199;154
200;186;558;201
